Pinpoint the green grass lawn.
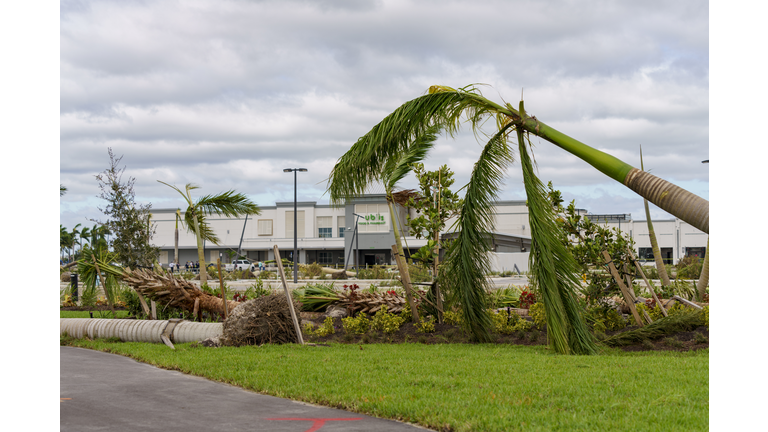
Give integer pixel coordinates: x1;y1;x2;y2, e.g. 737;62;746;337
60;310;131;319
62;338;708;431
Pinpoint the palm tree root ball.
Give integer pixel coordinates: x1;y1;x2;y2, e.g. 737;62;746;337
220;294;303;346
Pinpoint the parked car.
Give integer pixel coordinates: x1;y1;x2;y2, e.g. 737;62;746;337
226;259;255;272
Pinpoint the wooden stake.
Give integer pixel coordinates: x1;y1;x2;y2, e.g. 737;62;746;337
391;244;419;322
273;245;304;344
626;247;668;317
217;258;228;319
91;254;116;318
150;300;157;320
433;171;443;323
137;292;152;319
193;297;200;322
624;262;652;324
602;250;643;327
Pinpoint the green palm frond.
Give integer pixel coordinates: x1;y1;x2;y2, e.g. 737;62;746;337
195;190;261;218
327;86;507;205
184;208;221;244
383;125;441;191
441;121;516;342
516;101;596;355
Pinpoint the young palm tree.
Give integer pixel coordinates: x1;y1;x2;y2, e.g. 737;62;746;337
328;85;708;352
158;182;261;285
378;125;441;321
640;146;672;288
696;238;709;301
174;209;181;270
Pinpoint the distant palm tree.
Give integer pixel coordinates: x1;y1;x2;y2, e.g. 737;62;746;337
60;185;67;196
90;224;110;253
69;223;82;261
78;226;92;257
158;182;261;285
61;225;74;262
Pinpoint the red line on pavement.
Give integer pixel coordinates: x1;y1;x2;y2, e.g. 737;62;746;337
267;417;363;432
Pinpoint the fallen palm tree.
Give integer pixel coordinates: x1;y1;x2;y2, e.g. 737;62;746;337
301;284;409;314
123;267;240;317
602;309;705;347
78;251;241;318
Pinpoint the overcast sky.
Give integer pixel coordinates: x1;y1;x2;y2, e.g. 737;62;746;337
59;0;710;231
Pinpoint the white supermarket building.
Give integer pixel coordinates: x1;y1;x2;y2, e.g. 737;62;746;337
149;194;707;272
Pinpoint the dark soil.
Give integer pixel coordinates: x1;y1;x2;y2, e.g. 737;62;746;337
302;313;709;353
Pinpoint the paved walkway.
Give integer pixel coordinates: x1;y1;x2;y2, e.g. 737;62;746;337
61;347;430;431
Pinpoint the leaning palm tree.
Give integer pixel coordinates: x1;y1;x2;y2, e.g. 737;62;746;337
328;85;708;353
158;182;261;285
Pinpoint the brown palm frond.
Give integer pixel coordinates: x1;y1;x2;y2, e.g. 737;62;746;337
121;267;241;315
391;189;420;206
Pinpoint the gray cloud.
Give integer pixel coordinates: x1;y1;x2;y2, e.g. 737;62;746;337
60;0;708;232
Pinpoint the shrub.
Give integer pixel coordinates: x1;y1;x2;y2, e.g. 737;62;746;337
518;288;537;309
370;306;405;334
356;265;389;280
311;317;336;337
694;332;708;344
528;302;546;328
702;306;709;328
585;305;627;332
414;315;436;333
443;310;465;327
636;303;666;322
488;309;532;334
341;314;370;334
302;262;323;278
676;255;702;279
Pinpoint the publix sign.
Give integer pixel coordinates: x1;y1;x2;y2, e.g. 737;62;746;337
357;212;389;231
359;213;386;225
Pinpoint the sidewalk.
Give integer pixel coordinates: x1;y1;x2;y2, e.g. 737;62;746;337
61;347;430;431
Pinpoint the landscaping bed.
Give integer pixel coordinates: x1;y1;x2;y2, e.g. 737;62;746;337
300;313;709;353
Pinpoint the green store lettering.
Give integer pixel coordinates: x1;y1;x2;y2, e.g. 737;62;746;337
358;213;386;225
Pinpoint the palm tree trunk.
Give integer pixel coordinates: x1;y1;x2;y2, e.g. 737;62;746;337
174;209;180;270
644;198;672;287
623;169;709;234
696;238;709;301
514;105;709;234
191;210;208;285
387;200;419;321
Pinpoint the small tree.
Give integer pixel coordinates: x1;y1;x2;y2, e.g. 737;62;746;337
158;181;261;285
405;163;463;268
93;149;159;268
547;182;637;304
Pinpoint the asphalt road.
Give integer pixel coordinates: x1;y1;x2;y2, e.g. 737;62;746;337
61;347;430;431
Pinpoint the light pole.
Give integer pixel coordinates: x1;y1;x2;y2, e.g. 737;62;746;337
352;213;362;272
284;168;308;283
